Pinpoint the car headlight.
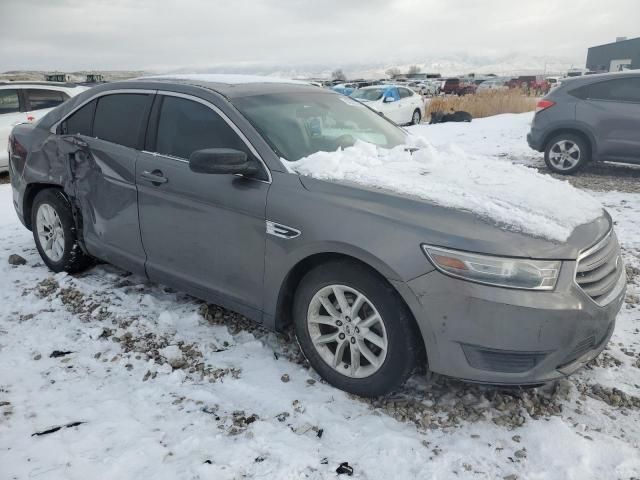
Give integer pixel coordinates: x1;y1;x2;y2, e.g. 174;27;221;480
422;245;560;290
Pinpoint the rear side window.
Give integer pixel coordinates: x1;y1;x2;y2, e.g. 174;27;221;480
0;89;20;114
155;96;252;160
584;78;640;103
61;99;96;136
26;89;69;111
93;94;150;149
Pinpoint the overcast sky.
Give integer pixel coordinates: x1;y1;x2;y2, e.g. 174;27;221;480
1;0;638;72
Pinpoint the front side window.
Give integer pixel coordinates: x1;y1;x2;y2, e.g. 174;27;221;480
155;96;253;162
399;88;413;98
233;92;407;161
26;89;69;111
351;88;385;101
587;78;640;103
0;89;20;114
93;94;151;149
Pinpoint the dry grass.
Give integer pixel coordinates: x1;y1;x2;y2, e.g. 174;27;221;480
425;90;536;120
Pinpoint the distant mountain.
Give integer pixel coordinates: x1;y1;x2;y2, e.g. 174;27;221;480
170;53;582;79
1;54;583;82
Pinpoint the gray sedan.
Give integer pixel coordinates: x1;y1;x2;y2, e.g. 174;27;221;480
8;76;625;396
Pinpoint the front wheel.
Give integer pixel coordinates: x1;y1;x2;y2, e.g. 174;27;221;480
32;189;93;273
544;133;590;174
411;109;422;125
293;260;420;397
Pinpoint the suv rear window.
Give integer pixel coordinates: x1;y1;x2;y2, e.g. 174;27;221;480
579;77;640;103
26;89;69;111
93;94;151;149
0;89;20;114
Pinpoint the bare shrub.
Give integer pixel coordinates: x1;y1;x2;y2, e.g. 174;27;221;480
426;90;536;120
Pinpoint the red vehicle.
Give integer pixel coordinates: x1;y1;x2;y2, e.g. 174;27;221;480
442;78;477;95
507;76;550;94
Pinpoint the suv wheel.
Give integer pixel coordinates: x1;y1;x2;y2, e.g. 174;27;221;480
293;260;420;397
544;134;590;174
32;189;93;273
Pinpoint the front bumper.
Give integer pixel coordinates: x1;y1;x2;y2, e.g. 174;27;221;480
397;261;625;385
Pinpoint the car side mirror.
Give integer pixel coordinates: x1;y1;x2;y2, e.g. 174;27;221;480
383;96;396;103
189;148;258;176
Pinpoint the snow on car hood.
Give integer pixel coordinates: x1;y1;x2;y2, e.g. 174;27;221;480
282;139;604;242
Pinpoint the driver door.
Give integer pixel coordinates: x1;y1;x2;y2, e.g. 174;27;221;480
136;93;270;319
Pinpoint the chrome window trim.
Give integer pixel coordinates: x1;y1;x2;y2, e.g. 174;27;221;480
50;88;272;184
49;88;158;134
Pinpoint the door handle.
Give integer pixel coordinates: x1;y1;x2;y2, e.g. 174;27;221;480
141;170;168;185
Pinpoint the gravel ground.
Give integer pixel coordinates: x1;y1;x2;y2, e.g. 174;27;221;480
536;161;640;194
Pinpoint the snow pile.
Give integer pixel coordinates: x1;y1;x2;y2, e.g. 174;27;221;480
284;140;604;241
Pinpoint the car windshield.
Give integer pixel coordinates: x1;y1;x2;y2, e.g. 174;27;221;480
350;88;385;101
233;92;407;161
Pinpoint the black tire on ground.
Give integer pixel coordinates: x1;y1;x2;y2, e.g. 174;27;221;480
411;109;422;125
293;259;421;397
544;133;591;175
31;189;93;273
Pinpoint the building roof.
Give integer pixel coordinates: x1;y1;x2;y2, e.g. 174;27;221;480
589;36;640;49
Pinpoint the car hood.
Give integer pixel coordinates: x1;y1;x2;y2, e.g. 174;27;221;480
298;176;610;260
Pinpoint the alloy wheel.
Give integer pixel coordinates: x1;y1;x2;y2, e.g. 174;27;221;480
307;284;388;378
412;110;421;125
549;140;581;171
36;203;65;262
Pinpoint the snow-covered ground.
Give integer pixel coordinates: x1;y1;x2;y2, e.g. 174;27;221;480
2;114;640;479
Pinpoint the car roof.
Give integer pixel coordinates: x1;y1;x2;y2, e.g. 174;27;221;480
137;74;323;98
558;70;640;86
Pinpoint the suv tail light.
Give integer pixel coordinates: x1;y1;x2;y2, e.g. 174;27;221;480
536;99;555;113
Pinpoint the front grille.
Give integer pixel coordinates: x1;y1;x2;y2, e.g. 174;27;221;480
575;231;624;306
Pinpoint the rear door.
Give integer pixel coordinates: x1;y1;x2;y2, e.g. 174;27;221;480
136;93;270;318
398;87;420;123
378;88;402;123
576;77;640;162
57;91;154;275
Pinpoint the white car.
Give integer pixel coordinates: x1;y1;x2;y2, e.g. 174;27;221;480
1;82;87;172
477;79;509;91
350;85;424;125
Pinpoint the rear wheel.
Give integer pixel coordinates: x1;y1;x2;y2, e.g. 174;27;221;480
544;133;590;174
411;109;421;125
32;189;93;273
293;260;420;397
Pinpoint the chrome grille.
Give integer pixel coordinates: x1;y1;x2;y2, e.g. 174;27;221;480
575;230;625;306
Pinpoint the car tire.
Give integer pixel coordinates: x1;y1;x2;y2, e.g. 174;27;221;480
544;133;590;175
411;109;421;125
31;189;93;273
293;259;421;397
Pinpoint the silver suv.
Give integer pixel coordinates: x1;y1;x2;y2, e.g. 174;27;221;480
527;71;640;174
9;76;626;397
